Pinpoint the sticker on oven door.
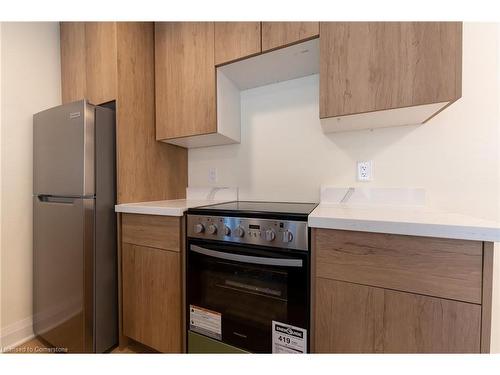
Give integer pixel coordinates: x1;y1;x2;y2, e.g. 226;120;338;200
272;321;307;354
190;305;222;340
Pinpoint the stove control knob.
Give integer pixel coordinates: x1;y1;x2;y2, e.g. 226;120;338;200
265;229;276;242
235;226;245;238
194;223;205;234
224;225;231;236
207;224;218;235
282;230;293;243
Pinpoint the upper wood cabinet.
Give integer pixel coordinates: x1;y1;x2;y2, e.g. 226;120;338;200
155;22;241;148
214;22;261;65
262;22;319;52
319;22;462;132
60;22;117;105
85;22;117;105
116;22;187;203
60;22;87;103
155;22;216;140
60;22;188;204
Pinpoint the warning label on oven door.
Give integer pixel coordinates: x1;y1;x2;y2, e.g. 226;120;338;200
272;321;307;354
190;305;222;340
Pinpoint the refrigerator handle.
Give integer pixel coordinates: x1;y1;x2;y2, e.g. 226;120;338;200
37;195;76;204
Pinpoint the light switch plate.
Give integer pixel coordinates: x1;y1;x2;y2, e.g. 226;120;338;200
208;167;218;183
357;161;373;181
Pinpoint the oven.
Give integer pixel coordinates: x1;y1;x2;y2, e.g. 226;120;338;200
186;232;310;353
186;204;314;354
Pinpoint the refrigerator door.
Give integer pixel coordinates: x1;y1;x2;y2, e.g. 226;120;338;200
33;100;95;197
33;195;95;353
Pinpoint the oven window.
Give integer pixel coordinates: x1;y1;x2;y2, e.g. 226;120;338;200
202;260;288;328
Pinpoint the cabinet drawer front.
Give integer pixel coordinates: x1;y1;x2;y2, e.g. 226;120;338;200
314;229;482;303
122;213;181;251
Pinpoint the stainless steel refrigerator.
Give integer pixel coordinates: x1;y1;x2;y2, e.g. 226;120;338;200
33;100;117;353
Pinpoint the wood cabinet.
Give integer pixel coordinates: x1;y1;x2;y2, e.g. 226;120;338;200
155;22;216;141
313;228;493;353
85;22;117;105
319;22;462;132
60;22;87;103
60;22;188;204
115;22;187;203
315;229;482;303
262;22;319;52
315;278;384;353
122;243;181;353
120;213;183;353
155;22;241;148
215;22;261;65
60;22;117;105
315;278;481;353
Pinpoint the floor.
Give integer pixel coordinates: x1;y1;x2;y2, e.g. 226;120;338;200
5;337;155;354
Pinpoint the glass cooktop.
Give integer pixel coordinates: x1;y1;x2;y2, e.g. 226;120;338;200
188;201;318;220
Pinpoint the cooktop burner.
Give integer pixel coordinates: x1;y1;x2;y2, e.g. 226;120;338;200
188;201;318;220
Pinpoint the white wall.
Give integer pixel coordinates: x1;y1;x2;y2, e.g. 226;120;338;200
189;23;500;222
189;23;500;352
0;22;61;348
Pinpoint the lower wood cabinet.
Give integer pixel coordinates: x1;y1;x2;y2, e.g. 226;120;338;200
313;228;493;353
315;278;481;353
119;213;183;353
122;243;182;353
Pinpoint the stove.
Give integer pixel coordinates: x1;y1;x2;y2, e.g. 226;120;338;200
186;201;316;354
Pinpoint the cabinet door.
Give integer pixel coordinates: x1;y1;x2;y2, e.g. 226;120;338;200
315;278;481;353
319;22;462;119
60;22;87;104
155;22;216;140
261;22;319;52
382;289;481;353
315;278;384;353
85;22;117;105
115;22;187;204
122;243;182;352
215;22;261;65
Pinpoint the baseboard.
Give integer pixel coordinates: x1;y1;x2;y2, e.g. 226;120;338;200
0;316;34;351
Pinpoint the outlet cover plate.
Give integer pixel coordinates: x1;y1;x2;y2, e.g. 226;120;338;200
357;161;373;181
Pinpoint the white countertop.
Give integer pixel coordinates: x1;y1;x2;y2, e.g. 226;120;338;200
308;203;500;242
115;199;232;217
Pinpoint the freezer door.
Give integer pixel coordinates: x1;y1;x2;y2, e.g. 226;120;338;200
33;100;95;196
33;196;95;353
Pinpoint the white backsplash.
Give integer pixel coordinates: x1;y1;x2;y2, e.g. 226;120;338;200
186;186;238;201
320;187;426;206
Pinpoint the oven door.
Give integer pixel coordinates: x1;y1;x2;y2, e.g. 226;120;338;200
187;239;309;353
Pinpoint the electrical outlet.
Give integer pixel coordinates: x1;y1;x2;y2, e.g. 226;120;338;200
208;167;217;183
357;161;373;181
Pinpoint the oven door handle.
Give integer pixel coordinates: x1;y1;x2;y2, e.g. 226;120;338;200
190;245;303;268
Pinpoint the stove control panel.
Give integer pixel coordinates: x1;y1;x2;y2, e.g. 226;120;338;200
187;215;309;251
